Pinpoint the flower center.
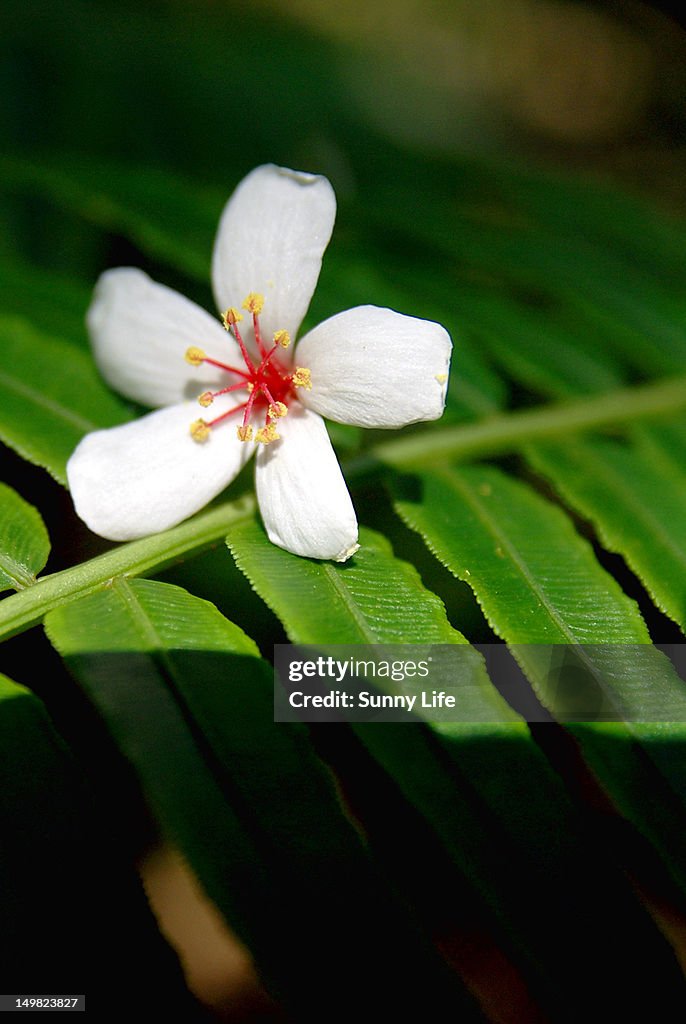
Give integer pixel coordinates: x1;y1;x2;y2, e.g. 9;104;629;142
185;292;312;445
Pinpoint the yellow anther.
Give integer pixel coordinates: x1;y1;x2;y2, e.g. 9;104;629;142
268;402;288;419
435;373;448;384
256;424;280;444
190;419;210;443
185;346;206;366
273;329;291;349
292;367;312;390
222;307;243;329
246;382;254;393
236;424;253;442
198;391;214;408
242;292;265;315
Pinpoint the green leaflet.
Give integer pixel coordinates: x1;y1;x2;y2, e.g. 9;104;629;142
0;253;91;349
228;519;468;645
392;463;686;721
228;516;516;722
226;517;526;854
395;464;686;889
0;482;50;591
0;315;133;483
395;464;650;644
450;286;625;399
45;575;259;656
635;418;686;476
44;577;464;1015
526;433;686;633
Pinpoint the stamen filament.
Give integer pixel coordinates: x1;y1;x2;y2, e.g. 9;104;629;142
241;385;259;432
200;379;251;407
256;342;282;375
231;321;257;375
212;381;250;398
201;356;251;380
240;293;268;360
252;313;268;359
206;400;249;429
260;383;278;409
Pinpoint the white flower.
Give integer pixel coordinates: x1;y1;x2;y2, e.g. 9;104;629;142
67;165;452;561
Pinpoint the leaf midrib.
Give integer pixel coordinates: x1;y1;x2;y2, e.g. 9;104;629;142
111;578;166;651
319;562;379;644
438;468;581;645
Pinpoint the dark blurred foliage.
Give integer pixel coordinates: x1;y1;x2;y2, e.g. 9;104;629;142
1;0;685;208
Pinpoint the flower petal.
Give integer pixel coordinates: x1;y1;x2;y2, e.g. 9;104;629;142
296;305;452;427
87;268;241;407
211;165;336;344
67;396;254;541
254;404;358;562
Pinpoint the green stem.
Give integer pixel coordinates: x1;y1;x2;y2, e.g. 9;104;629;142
369;374;686;469
1;374;685;642
0;497;255;640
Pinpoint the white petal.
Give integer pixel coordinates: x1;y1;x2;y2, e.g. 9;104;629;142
87;268;242;407
211;165;336;344
254;404;358;562
67;397;254;541
296;305;452;427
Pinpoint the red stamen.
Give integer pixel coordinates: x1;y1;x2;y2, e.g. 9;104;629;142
241;385;260;430
202;356;251;380
257;342;281;374
252;312;268;359
206;400;249;429
211;381;251;399
230;321;257;375
260;383;278;411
